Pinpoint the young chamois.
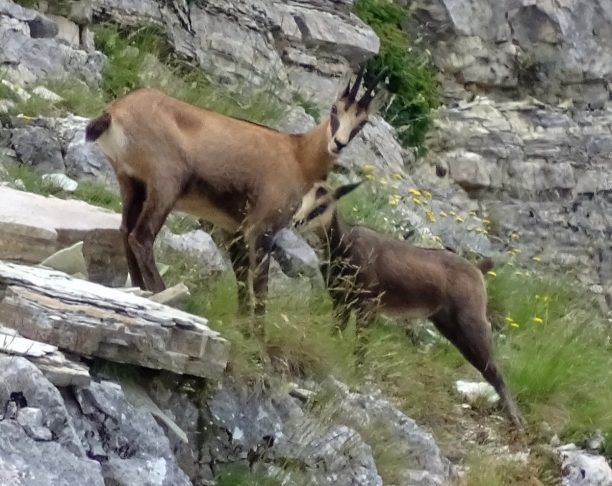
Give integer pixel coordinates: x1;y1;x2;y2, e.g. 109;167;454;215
85;67;386;332
293;182;524;428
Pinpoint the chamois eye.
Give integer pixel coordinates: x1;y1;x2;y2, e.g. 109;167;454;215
306;203;328;222
331;105;338;115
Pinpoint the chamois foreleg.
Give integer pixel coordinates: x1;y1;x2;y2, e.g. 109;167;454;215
248;229;275;337
226;232;251;316
117;173;146;289
128;181;181;293
321;262;352;333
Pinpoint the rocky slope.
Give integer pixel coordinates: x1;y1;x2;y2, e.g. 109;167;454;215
1;0;612;484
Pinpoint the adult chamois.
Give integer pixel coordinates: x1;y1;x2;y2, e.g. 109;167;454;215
86;67;385;333
292;182;524;428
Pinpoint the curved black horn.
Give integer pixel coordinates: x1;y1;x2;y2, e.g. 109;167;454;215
341;78;351;99
349;65;366;101
358;68;388;108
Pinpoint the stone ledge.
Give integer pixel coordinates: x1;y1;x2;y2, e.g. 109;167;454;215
0;261;229;379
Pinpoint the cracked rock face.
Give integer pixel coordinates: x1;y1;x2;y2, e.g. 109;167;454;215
0;357;190;486
92;0;379;105
411;0;612;107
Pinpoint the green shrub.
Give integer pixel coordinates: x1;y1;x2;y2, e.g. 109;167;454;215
354;0;439;151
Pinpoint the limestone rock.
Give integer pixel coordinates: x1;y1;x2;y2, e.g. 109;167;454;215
0;186;121;264
16;407;53;441
73;380;191;486
0;1;105;87
0;356;84;455
412;0;612;106
326;379;452;485
82;229;128;287
272;229;319;279
41;241;87;276
556;444;612;486
0;325;90;387
158;228;228;275
0;261;229;378
0;420;104;486
93;0;379;103
209;379;383;485
11;127;64;173
455;380;500;406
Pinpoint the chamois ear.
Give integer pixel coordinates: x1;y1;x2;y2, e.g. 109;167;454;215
334;181;363;201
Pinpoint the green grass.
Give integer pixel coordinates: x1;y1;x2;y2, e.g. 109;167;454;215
93;24;284;125
463;451;557;486
1;163;121;211
215;465;281;486
337;181;402;235
354;0;439;151
487;264;612;451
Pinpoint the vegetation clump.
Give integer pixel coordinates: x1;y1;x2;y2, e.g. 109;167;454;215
354;0;439;151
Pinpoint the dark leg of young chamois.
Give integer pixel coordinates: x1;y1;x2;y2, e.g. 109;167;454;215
293;182;524;429
85;67;387;331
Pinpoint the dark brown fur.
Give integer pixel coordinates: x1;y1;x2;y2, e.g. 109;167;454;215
295;184;524;428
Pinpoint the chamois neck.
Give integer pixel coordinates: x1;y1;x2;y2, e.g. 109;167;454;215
297;118;333;183
320;211;352;260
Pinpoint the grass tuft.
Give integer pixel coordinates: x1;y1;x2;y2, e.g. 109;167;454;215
93;24;284;125
1;163;121;211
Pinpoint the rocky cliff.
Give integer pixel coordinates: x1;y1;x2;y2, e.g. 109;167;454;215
1;0;612;484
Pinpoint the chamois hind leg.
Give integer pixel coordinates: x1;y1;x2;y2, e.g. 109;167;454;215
431;311;524;429
116;173;146;289
128;181;181;293
226;232;251;316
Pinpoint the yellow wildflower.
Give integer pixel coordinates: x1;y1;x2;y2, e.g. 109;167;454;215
532;256;542;262
425;210;436;223
361;164;376;173
487;270;497;277
421;190;432;199
532;316;544;324
505;316;515;323
388;199;398;207
511;232;520;240
392;194;402;200
391;172;403;180
455;216;464;223
482;218;491;225
412;197;423;206
365;174;374;180
439;211;448;218
449;210;457;217
510;322;520;328
408;188;422;197
379;179;388;186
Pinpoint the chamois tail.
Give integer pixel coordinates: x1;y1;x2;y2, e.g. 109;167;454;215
85;112;111;142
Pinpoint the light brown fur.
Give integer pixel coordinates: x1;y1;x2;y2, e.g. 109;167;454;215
294;182;524;429
86;69;385;330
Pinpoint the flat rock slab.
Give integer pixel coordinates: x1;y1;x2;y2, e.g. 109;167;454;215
0;325;91;387
0;186;121;264
0;261;229;379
